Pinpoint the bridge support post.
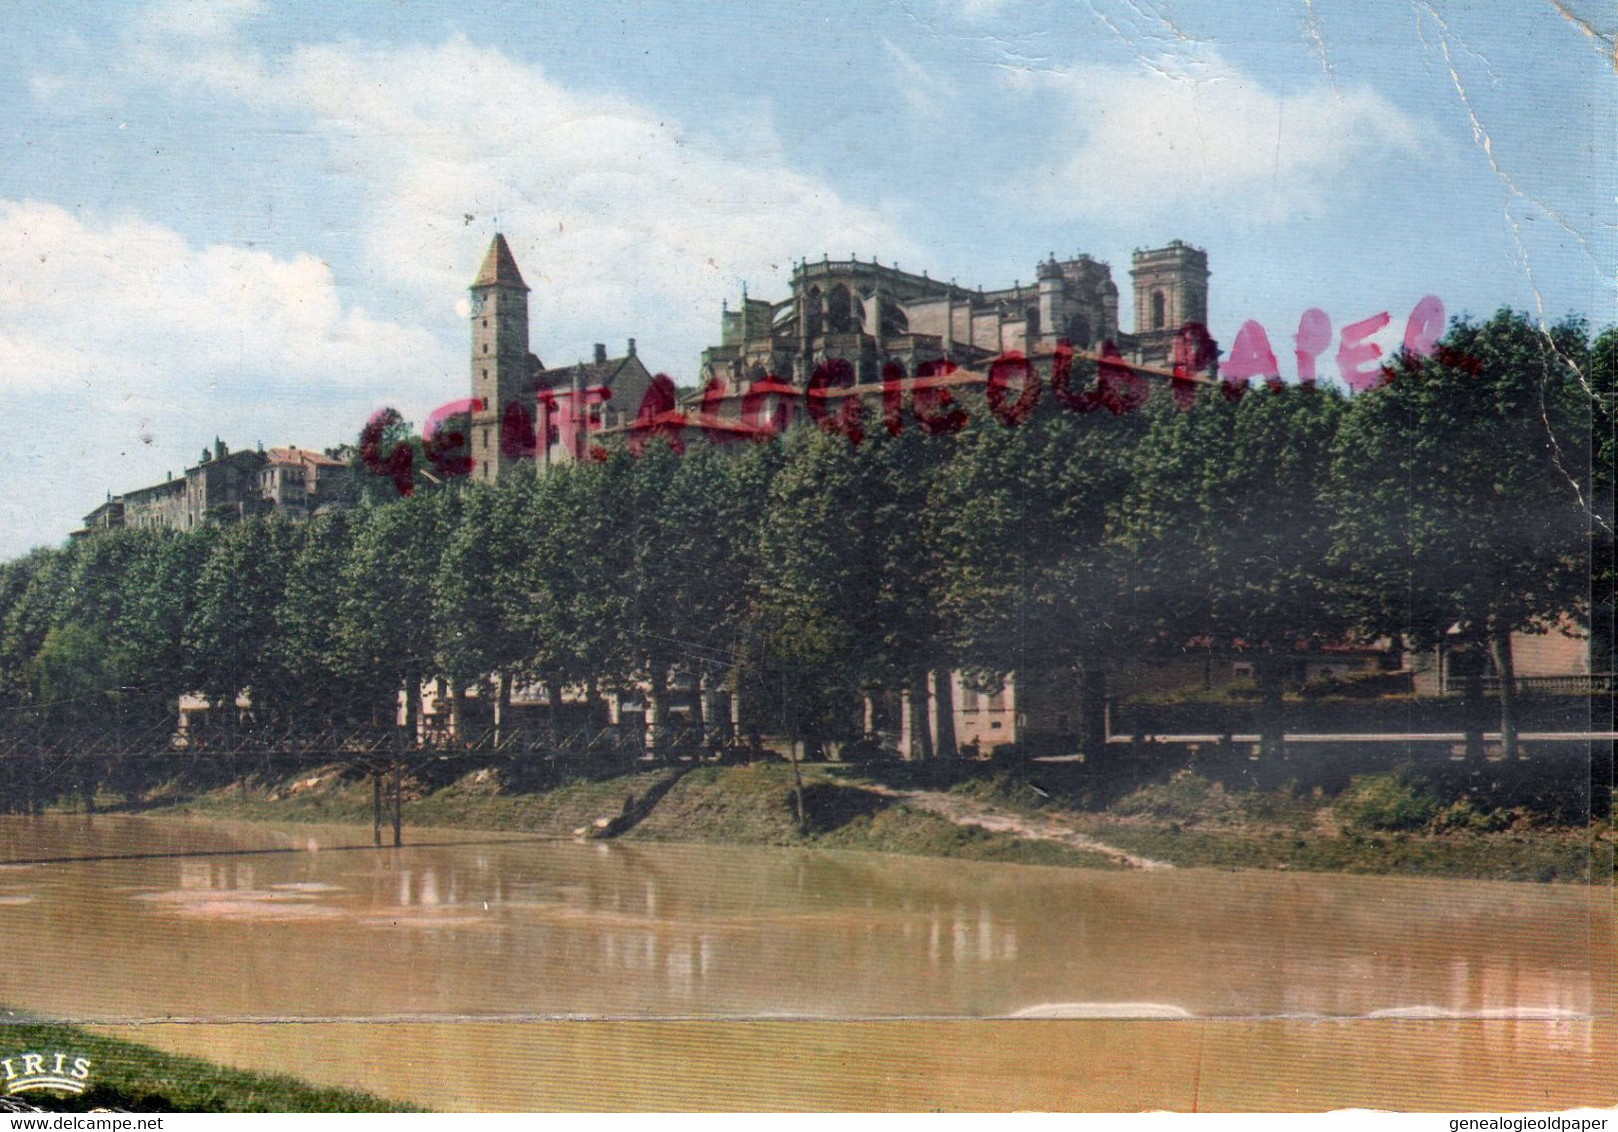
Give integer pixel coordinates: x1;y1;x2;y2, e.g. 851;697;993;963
392;725;404;848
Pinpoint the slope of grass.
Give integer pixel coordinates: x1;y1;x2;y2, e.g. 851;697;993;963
0;1016;413;1112
55;753;1616;882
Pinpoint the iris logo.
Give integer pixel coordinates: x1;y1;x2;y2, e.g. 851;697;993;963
2;1052;92;1095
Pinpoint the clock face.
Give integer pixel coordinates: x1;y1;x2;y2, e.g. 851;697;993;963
470;293;487;316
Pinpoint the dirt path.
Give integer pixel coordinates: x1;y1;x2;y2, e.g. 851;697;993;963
863;784;1174;870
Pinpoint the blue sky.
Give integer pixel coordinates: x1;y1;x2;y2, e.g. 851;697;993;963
1;0;1612;556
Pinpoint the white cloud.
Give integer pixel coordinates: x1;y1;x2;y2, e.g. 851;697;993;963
0;199;447;398
1007;52;1426;225
0;199;455;557
133;31;921;376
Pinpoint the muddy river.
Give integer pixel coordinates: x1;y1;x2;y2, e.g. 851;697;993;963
0;815;1610;1110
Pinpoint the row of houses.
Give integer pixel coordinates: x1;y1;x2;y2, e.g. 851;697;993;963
277;626;1588;759
76;439;351;538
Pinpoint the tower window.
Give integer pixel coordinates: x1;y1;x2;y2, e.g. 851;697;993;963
484;343;489;353
1151;290;1166;330
482;319;488;328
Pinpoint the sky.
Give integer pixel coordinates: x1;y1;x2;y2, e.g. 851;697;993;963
1;0;1612;557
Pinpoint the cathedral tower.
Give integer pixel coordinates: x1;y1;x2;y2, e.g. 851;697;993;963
1130;240;1208;335
469;233;533;482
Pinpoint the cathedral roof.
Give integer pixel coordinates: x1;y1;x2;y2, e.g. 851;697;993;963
472;233;529;291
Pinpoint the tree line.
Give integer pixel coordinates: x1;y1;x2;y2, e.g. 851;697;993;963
2;310;1611;760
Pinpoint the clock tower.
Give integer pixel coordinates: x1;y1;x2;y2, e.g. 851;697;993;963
469;233;533;482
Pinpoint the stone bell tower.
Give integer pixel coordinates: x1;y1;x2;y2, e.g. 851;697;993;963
1129;239;1209;370
1130;239;1208;335
469;233;532;482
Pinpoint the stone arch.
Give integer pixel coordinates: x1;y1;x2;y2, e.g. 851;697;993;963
826;284;853;334
804;287;823;340
881;299;908;338
1068;313;1092;347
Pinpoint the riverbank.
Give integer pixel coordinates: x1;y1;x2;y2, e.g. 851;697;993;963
108;761;1123;870
0;1015;412;1111
59;754;1616;883
924;765;1612;883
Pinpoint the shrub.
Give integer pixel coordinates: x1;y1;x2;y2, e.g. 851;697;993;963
1431;798;1514;833
1113;770;1236;822
1333;769;1440;831
1237;781;1308;823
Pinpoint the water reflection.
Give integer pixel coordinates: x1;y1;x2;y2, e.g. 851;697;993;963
0;814;1606;1029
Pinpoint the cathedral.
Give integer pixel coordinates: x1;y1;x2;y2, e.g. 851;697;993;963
695;239;1210;395
465;233;1213;476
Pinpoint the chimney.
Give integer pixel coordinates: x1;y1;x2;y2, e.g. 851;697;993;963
594;343;607;364
214;438;227;460
627;337;636;357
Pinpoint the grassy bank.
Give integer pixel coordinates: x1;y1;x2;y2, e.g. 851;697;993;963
48;749;1616;882
98;759;1123;870
0;1015;412;1112
917;762;1614;883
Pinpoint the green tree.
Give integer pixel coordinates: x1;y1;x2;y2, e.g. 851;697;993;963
0;554;42;712
182;518;297;735
32;622;125;730
865;424;960;759
660;439;777;749
749;425;880;774
352;408;442;505
340;491;449;735
0;547;75;719
276;510;362;730
603;438;777;755
1120;383;1347;756
508;457;631;740
432;482;527;741
1329;311;1594;757
934;397;1144;758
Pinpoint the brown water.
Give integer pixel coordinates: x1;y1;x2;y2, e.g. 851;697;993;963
0;814;1612;1110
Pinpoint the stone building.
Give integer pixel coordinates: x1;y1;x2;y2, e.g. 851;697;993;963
257;446;349;520
77;497;125;536
78;438;352;537
466;233;1210;475
693;239;1210;399
120;475;188;532
468;234;657;480
182;440;269;527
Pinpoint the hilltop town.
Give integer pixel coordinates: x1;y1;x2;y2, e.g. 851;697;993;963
79;233;1213;524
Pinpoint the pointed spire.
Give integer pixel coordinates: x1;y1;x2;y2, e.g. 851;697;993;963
472;233;530;291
